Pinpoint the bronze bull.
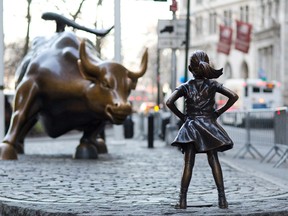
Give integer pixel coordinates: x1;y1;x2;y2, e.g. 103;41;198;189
0;13;148;160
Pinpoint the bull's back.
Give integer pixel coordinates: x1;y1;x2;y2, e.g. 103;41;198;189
17;32;82;85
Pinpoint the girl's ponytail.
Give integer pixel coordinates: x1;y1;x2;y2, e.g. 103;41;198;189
190;51;223;79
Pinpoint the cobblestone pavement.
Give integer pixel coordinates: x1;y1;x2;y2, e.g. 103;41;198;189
0;128;288;216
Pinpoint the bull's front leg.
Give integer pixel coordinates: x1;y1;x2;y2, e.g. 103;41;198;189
0;81;40;160
74;121;107;159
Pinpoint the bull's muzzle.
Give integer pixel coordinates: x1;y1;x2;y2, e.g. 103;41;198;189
105;103;132;124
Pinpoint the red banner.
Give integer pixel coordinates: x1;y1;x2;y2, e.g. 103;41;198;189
235;20;252;53
217;25;233;55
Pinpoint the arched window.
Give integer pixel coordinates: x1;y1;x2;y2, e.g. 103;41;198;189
224;62;232;79
240;61;249;79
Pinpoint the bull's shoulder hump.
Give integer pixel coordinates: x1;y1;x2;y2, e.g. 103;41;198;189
54;32;80;60
54;31;80;49
62;47;79;61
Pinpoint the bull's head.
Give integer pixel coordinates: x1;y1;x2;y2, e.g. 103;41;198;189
78;40;148;124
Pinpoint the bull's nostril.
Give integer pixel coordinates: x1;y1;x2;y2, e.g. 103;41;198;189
114;103;120;107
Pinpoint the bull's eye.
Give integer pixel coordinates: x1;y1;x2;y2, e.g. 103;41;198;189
101;81;111;89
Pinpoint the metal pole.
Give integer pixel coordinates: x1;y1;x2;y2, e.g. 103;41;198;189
165;8;179;145
114;0;121;63
0;1;4;140
170;10;177;126
183;0;190;112
156;49;160;106
184;0;190;82
113;0;123;140
148;113;154;148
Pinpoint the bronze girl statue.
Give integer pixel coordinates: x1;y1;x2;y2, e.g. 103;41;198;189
166;50;238;209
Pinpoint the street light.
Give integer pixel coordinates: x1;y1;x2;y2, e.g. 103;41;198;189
184;0;190;83
0;1;4;140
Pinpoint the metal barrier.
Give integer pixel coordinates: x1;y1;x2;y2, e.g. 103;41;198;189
220;108;288;168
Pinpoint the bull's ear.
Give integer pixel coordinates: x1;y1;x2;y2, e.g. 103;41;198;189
78;40;102;81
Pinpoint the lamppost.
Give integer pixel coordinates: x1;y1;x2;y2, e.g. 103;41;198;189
184;0;190;83
165;0;179;145
113;0;124;140
0;1;4;140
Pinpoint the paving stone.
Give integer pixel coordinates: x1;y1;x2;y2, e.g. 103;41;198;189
0;126;287;215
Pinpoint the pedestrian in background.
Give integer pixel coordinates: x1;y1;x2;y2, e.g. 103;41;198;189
166;50;238;209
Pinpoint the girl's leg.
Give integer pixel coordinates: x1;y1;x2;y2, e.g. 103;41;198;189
207;150;228;209
176;145;196;209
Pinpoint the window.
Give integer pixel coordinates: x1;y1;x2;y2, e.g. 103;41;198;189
224;9;232;26
224;62;232;79
209;12;217;34
268;1;272;18
274;0;279;22
195;16;203;35
258;46;275;80
245;86;248;97
252;87;260;93
260;0;279;28
245;5;249;22
260;0;265;27
263;88;273;93
240;5;249;22
240;6;244;21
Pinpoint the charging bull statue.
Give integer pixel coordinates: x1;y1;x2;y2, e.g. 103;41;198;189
0;13;148;160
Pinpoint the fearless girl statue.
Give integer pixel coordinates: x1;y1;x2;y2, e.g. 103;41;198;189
166;50;239;209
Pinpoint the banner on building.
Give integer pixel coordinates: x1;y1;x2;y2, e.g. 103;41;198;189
217;25;233;55
235;20;253;53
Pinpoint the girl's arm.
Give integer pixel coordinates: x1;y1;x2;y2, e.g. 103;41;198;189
166;89;186;122
216;86;239;116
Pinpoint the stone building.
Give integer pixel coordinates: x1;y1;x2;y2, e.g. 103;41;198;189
177;0;288;104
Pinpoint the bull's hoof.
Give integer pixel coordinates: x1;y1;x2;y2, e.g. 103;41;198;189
95;138;108;154
74;143;98;159
0;143;18;160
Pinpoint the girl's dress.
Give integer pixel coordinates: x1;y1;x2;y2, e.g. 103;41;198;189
171;79;233;153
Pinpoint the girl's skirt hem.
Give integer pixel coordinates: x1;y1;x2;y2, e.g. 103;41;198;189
171;116;234;153
171;141;233;153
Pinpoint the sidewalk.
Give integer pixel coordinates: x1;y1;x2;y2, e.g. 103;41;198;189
0;125;287;216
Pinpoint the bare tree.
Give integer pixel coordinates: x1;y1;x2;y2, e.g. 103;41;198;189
57;0;103;55
23;0;32;58
70;0;86;21
94;0;104;56
4;41;25;89
4;0;95;90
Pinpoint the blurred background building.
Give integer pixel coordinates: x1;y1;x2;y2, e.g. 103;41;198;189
177;0;288;105
2;0;288;140
2;0;288;121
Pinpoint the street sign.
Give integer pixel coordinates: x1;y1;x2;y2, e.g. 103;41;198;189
170;0;178;12
157;19;186;49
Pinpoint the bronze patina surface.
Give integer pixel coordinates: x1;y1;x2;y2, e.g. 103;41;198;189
0;13;148;160
166;50;238;209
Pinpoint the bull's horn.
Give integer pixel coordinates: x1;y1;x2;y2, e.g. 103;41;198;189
79;40;101;78
128;48;148;80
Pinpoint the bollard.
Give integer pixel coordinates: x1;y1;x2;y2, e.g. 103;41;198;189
148;112;154;148
123;115;134;138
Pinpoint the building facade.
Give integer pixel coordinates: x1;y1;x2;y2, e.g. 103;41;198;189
177;0;288;104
